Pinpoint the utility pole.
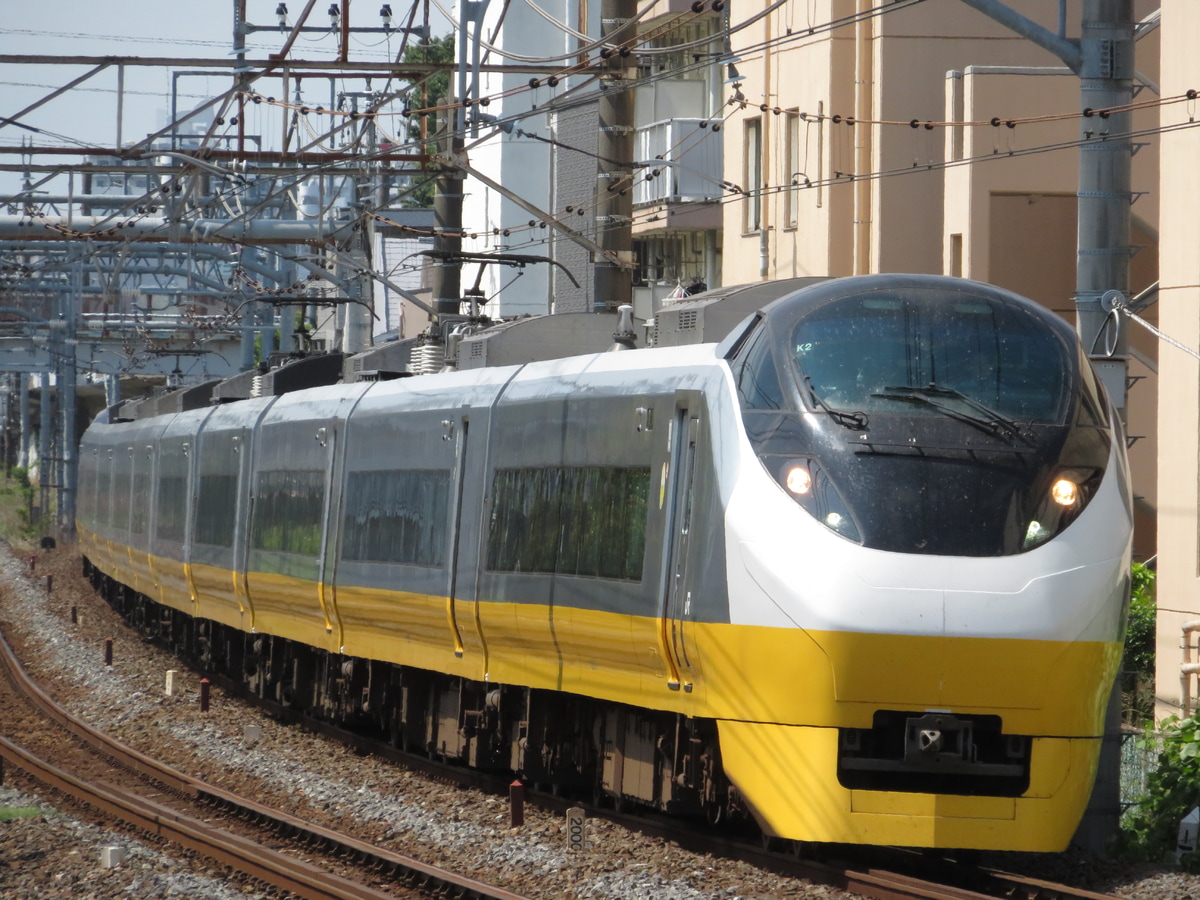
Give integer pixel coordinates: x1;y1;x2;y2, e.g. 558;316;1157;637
592;0;638;311
59;259;79;537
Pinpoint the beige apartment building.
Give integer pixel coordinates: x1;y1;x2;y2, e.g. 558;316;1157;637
720;2;1187;703
1156;2;1200;713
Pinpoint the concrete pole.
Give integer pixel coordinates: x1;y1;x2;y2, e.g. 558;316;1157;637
260;301;276;360
60;265;79;537
104;373;120;410
37;370;52;526
343;176;376;353
1075;0;1133;409
0;373;10;471
592;0;637;311
238;247;257;370
432;140;464;316
18;374;30;468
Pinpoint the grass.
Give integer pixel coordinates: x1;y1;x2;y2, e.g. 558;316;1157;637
0;466;41;552
0;806;41;822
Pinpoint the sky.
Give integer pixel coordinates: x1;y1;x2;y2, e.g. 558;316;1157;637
0;2;452;193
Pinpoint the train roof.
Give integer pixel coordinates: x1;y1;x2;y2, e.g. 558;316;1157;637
112;278;832;422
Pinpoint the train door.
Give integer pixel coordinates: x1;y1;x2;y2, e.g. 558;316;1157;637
658;393;702;693
317;426;344;651
449;407;490;677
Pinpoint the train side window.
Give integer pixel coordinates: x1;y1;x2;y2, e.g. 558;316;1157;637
341;469;451;568
112;462;131;533
250;470;325;555
96;457;112;530
157;474;188;543
195;473;238;547
733;327;785;411
487;466;649;581
156;443;189;544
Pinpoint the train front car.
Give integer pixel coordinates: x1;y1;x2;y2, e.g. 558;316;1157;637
713;274;1132;851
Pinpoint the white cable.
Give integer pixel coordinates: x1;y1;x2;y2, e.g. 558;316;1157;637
516;0;589;42
1121;307;1200;362
428;0;651;63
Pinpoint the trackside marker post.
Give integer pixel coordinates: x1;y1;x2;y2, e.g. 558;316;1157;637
510;780;524;827
566;806;587;852
200;678;210;712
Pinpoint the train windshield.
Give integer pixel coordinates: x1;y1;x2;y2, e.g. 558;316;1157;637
791;289;1072;424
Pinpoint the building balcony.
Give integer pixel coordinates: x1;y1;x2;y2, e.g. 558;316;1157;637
633;117;722;234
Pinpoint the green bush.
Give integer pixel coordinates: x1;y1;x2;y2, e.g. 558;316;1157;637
1119;714;1200;866
1126;562;1157;679
1122;561;1157;723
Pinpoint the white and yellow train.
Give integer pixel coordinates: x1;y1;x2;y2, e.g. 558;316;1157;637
78;274;1132;851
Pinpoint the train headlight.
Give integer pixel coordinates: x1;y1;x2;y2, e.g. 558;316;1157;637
1051;477;1079;507
777;458;861;542
1022;467;1101;551
785;464;813;495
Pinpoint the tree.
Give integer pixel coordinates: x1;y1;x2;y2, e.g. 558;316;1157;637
401;34;454;208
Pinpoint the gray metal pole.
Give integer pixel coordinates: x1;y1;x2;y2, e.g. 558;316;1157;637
592;0;637;312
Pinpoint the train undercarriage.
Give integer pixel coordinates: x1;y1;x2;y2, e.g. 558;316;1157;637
85;557;741;826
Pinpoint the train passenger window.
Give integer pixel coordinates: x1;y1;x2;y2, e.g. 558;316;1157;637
95;462;112;529
111;467;131;532
195;474;238;547
157;475;187;543
250;470;325;555
341;469;450;568
486;466;650;581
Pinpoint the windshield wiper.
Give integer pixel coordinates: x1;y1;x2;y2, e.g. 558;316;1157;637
872;384;1022;438
803;375;869;430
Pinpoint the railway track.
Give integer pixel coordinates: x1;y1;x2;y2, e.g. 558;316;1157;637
0;548;1134;900
0;626;531;900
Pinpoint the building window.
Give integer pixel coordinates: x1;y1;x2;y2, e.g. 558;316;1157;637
784;110;801;229
744;118;762;233
341;469;451;567
487;466;650;581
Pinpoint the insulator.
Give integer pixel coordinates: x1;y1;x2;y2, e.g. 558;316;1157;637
413;342;446;375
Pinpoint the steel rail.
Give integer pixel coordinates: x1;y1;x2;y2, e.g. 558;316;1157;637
0;735;405;900
0;628;532;900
